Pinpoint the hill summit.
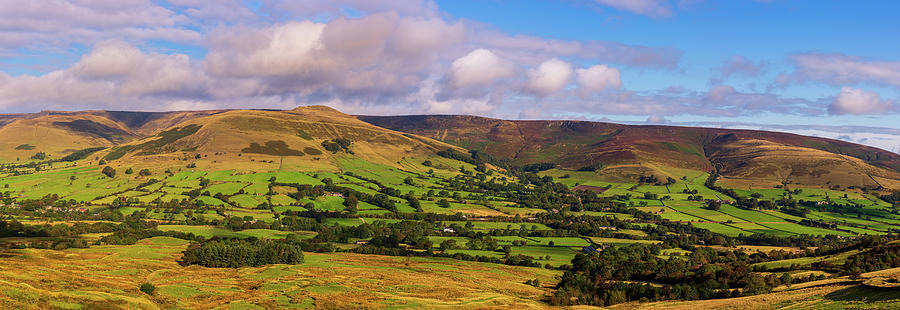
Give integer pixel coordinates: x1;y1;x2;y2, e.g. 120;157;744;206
359;115;900;190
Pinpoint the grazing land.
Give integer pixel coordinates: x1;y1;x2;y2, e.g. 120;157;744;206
1;106;898;308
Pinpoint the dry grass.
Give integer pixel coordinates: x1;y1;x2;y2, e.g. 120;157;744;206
613;285;853;310
0;237;559;309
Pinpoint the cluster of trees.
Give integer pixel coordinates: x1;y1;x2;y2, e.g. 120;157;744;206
321;138;352;153
100;227;202;245
180;238;304;268
551;245;786;306
841;242;900;275
0;219;117;238
521;162;556;173
881;191;900;205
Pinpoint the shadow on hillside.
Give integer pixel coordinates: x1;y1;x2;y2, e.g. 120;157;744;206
824;286;900;302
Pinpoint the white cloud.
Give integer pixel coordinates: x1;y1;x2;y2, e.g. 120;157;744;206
446;49;515;88
785;53;900;87
0;40;204;110
0;0;198;48
576;64;621;94
0;0;687;118
829;87;896;115
646;115;667;124
526;59;573;96
205;21;326;78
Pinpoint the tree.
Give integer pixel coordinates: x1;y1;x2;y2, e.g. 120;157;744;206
742;274;771;296
439;239;457;251
138;169;152;176
705;200;722;211
139;282;156;295
343;194;359;214
437;199;451;208
125;168;133;174
101;166;116;178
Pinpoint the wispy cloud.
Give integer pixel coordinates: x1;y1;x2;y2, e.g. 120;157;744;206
593;0;672;17
780;53;900;88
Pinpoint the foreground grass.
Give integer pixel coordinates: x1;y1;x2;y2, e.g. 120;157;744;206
0;237;558;309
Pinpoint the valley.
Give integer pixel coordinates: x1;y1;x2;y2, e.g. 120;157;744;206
1;106;898;309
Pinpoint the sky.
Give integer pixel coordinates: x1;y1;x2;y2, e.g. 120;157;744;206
0;0;898;152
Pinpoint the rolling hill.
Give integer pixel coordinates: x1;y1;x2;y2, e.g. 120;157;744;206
359;115;900;190
0;110;222;162
93;106;461;173
3;107;899;189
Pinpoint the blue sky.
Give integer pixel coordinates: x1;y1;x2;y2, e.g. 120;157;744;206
0;0;898;151
437;0;900;125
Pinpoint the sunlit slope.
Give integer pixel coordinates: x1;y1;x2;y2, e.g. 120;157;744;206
360;115;900;189
101;106;460;172
706;136;900;189
0;110;224;162
0;112;134;161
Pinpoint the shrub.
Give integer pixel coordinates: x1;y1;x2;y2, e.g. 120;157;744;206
139;282;156;295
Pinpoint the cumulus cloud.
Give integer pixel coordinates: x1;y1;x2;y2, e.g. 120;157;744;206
783;53;900;87
526;59;573;96
828;87;896;115
0;40;204;110
594;0;671;17
0;0;685;117
0;0;198;48
204;13;467;99
576;64;621;94
446;49;515;88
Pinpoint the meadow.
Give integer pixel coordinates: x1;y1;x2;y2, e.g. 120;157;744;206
2;142;899;309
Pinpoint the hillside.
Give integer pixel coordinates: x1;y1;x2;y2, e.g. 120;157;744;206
97;106;461;173
359;115;900;189
1;107;899;309
0;110;222;162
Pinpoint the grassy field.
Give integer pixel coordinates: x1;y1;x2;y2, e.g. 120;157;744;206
0;237;558;309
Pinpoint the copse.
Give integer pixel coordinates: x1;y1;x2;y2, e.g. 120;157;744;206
180;238;304;268
102;166;116;178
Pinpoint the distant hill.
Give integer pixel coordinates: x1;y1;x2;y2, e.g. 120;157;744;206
3;107;899;189
91;106;458;172
359;115;900;190
0;110;222;161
